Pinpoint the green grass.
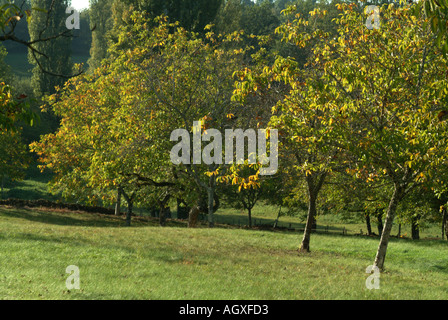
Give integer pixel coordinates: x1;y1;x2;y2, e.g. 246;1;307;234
2;165;59;201
214;204;445;240
0;206;447;300
2;179;56;201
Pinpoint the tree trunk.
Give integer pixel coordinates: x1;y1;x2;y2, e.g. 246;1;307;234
273;207;282;229
115;187;122;216
176;198;190;220
207;186;215;228
442;207;447;240
1;176;4;200
377;211;383;236
157;193;171;227
177;198;182;218
165;207;172;219
149;206;158;218
188;206;200;228
373;183;405;270
397;223;401;238
365;212;372;236
126;198;133;227
120;188;134;227
411;214;420;240
159;206;167;226
311;213;317;230
446;213;448;241
248;207;252;228
299;192;317;253
299;172;326;253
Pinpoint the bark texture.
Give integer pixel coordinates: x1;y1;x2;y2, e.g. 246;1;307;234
373;183;405;270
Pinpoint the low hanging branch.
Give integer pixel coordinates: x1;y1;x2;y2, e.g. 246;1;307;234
29;46;83;79
118;173;178;227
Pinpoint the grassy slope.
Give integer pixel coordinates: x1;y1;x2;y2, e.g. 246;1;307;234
0;206;447;300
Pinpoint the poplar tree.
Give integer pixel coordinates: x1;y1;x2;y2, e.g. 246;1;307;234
87;0;113;71
28;0;73;97
111;0;223;33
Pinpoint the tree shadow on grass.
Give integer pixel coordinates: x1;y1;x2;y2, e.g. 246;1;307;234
0;207;144;228
3;231;89;247
3;177;62;201
213;213;348;235
388;236;448;247
5;187;54;201
213;213;303;228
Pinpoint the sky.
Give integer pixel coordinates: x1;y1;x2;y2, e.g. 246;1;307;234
70;0;90;11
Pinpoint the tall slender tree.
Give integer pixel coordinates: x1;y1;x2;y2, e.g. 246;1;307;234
87;0;113;71
28;0;73;97
111;0;223;33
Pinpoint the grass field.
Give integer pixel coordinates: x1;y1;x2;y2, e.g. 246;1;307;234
4;175;445;240
0;205;447;300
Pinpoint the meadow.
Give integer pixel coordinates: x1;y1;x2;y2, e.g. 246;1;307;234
2;0;448;303
0;204;447;300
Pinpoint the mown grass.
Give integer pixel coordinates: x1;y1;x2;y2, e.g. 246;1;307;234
0;206;447;300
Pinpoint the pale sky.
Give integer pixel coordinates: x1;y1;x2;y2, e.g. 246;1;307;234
70;0;90;11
